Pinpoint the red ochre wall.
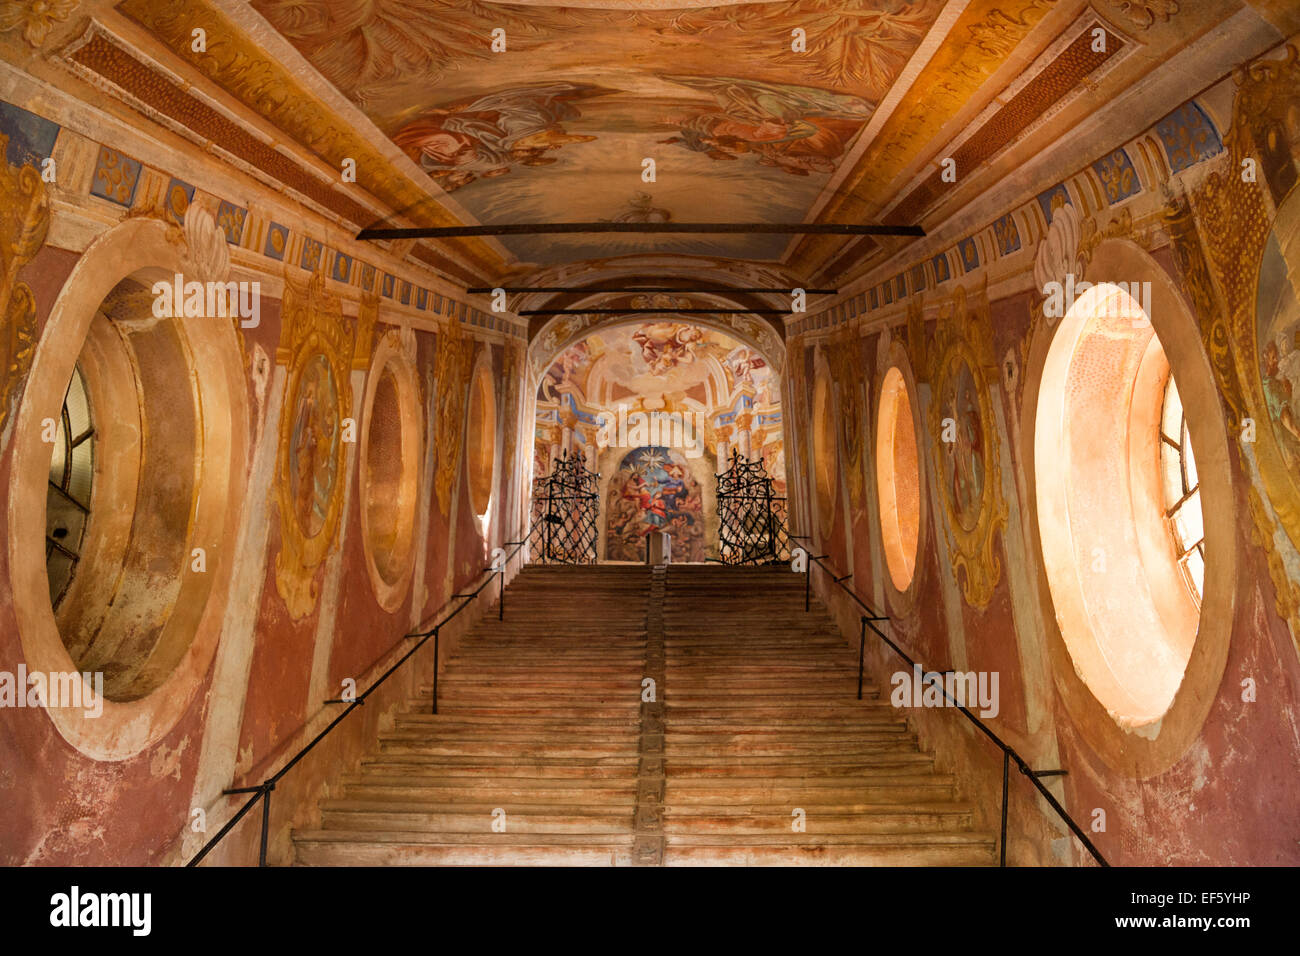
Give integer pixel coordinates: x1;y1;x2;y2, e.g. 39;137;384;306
0;245;519;865
795;249;1300;867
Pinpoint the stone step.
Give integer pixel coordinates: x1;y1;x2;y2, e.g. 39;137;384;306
340;782;639;804
661;741;919;757
377;740;640;757
410;704;643;719
661;702;886;715
357;757;640;778
392;715;642;731
662;807;974;834
662;837;995;866
663;778;957;803
320;803;634;834
381;728;640;744
664;754;935;774
293;831;634;866
292;564;992;867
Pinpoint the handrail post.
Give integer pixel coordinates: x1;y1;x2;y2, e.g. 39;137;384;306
498;567;504;621
807;554;1108;868
258;784;273;868
857;616;866;700
804;556;811;612
431;625;440;715
1000;749;1010;867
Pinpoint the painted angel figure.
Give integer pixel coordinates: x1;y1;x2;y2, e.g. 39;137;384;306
632;323;704;375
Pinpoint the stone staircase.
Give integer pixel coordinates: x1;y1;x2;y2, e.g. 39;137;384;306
658;564;993;865
292;562;994;866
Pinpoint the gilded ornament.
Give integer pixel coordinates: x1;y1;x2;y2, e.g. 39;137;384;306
1180;46;1300;656
433;316;475;508
273;270;359;619
0;134;49;443
925;283;1008;609
0;0;78;47
826;325;866;513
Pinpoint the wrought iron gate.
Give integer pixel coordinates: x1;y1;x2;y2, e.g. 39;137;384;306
715;449;791;565
528;450;601;564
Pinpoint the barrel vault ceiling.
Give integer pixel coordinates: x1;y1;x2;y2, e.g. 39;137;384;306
64;0;1300;320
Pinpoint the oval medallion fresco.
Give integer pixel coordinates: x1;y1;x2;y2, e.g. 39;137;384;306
288;353;342;539
939;361;987;534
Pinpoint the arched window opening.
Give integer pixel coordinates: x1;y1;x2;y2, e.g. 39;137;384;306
27;271;238;706
9;218;250;759
1035;281;1204;726
466;367;497;521
877;366;921;591
359;333;424;611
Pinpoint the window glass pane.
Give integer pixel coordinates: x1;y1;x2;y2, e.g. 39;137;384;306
46;363;94;610
65;369;91;440
1183;425;1199;491
1173;488;1204;553
48;416;67;486
67;441;93;507
46;495;87;548
1185;547;1205;599
1160;442;1182;504
46;551;74;608
1161;374;1183;440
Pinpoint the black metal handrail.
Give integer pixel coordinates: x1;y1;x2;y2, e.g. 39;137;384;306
788;535;1108;867
185;535;529;867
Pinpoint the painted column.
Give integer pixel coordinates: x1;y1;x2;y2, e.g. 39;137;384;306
561;408;577;458
735;410;753;460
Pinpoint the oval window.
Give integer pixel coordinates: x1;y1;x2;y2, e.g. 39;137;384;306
1035;282;1203;725
876;366;921;591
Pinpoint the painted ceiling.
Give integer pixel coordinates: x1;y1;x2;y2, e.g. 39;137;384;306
538;321;778;411
251;0;945;266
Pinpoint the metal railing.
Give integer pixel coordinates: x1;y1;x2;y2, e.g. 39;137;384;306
185;536;529;867
715;449;792;565
789;536;1108;868
528;450;599;564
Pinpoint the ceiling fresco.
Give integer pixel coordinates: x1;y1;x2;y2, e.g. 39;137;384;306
251;0;945;265
538;321;778;409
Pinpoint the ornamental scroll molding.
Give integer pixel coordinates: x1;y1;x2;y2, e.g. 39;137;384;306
273;269;370;620
434;316;475;510
1173;46;1300;647
925;282;1008;610
826;324;866;515
0;134;49;449
1095;0;1179;32
1016;199;1152;406
0;0;79;49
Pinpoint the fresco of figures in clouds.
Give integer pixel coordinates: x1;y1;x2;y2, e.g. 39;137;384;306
537;320;779;406
253;0;943;264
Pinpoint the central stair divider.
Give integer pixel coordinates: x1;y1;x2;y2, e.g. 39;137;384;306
632;566;667;866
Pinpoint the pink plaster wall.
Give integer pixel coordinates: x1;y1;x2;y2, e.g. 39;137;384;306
796;266;1300;866
0;247;517;865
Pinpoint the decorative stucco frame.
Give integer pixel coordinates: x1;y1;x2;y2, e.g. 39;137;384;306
7;216;248;760
1020;238;1238;776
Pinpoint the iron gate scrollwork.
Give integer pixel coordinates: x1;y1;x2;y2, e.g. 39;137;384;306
715;449;791;565
529;449;601;564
